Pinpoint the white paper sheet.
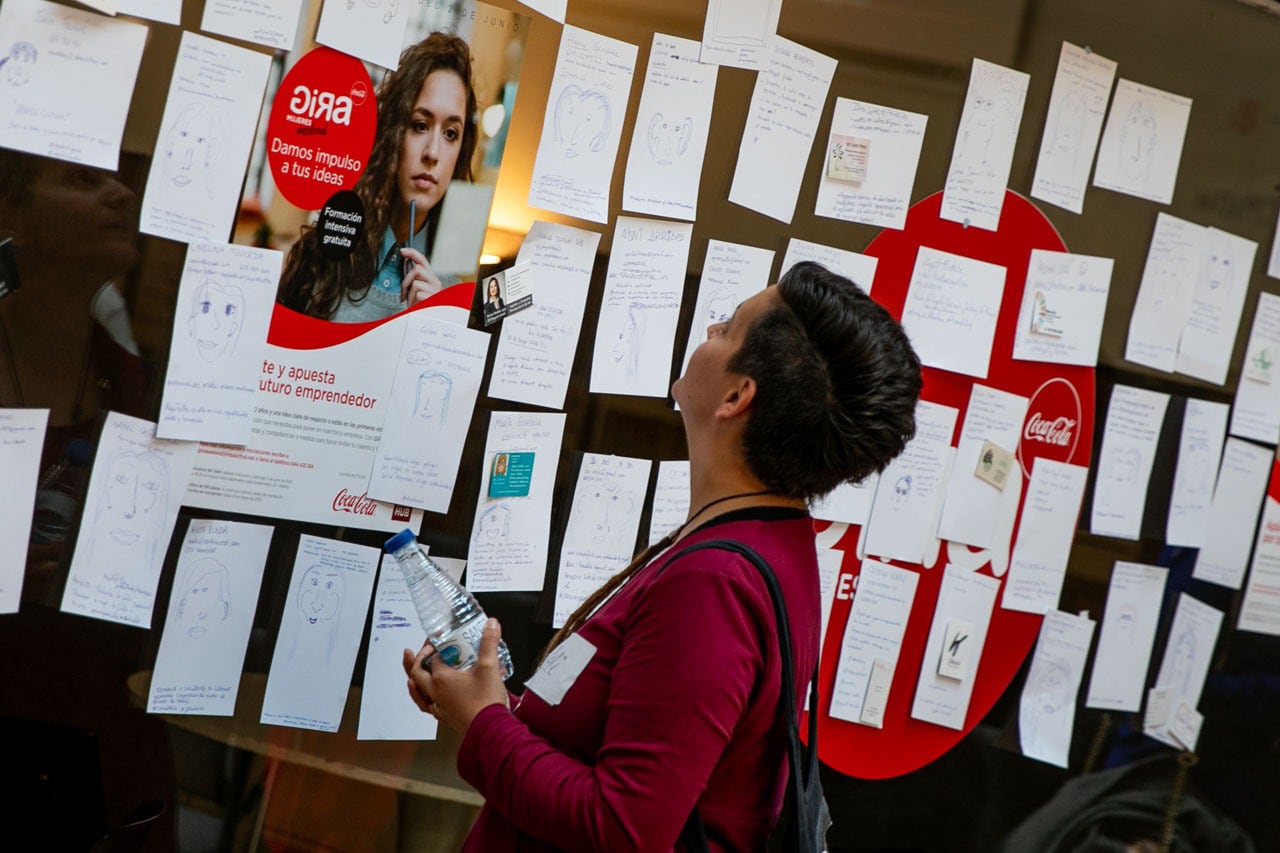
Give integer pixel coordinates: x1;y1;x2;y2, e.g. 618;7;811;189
358;554;441;741
589;217;692;397
779;239;879;296
910;564;1000;730
1085;561;1168;711
1002;460;1088;614
938;385;1030;549
0;0;147;169
1175;228;1258;385
678;240;774;377
201;0;306;51
0;408;49;613
829;559;918;726
488;222;599;410
1191;437;1272;590
1270;205;1280;280
314;0;412;70
138;33;271;244
814;98;927;231
816;547;843;666
728;36;836;224
864;401;958;564
528;26;638;223
1030;42;1117;215
260;534;380;731
1240;458;1280;636
1167;399;1229;547
552;454;652;627
115;0;180;23
698;0;781;70
900;247;1006;380
368;317;489;512
1011;250;1113;366
1230;293;1280;445
467;412;566;592
1019;609;1094;768
811;474;879;526
940;58;1029;231
1093;79;1192;205
1124;213;1207;372
147;520;273;716
621;34;718;222
1145;593;1222;747
1090;384;1169;540
157;243;283;444
648;460;690;545
61;413;198;628
516;0;565;22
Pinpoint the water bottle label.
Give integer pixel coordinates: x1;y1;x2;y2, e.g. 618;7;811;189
433;615;486;671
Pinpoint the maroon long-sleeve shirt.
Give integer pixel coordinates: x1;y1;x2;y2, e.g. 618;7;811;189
457;508;819;852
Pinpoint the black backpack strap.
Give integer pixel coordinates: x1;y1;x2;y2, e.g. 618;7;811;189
670;539;820;852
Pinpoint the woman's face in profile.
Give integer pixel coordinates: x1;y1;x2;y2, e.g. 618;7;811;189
19;161;139;275
396;69;468;222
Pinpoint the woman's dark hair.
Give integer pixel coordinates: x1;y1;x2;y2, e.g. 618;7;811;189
729;261;922;500
277;32;479;319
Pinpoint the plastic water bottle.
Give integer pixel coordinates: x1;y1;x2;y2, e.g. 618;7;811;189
30;438;92;544
384;529;513;680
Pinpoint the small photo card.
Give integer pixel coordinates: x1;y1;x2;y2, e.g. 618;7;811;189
938;618;975;680
488;451;535;498
975;440;1014;490
827;134;869;185
481;261;534;326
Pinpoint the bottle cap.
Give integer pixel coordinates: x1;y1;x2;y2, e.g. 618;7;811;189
383;528;417;553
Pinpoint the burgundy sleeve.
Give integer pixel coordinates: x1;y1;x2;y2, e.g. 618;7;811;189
456;557;767;852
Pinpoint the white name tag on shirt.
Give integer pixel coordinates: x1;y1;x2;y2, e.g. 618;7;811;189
525;633;597;706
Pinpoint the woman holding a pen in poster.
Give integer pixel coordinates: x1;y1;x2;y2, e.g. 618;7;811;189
277;33;478;323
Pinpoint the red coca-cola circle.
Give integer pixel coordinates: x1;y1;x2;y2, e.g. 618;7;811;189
266;47;377;211
813;190;1095;779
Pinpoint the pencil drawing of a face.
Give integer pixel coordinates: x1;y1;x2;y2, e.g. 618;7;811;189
177;558;231;639
1;42;36;87
92;450;168;570
163;103;221;194
298;565;344;625
188;276;244;362
554;86;611;159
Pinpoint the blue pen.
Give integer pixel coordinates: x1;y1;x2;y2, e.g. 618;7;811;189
403;199;416;277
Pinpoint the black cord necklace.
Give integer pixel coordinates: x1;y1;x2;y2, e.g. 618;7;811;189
681;488;777;533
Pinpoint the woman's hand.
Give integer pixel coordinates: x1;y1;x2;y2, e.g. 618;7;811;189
398;246;443;307
403;617;509;734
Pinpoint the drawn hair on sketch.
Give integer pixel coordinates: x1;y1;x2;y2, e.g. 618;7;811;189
574;480;638;546
162;102;227;197
187;276;245;363
474;502;512;544
1117;98;1157;186
414;370;453;425
646;113;692;166
611;304;646;381
176;557;232;639
89;449;170;572
553;86;611;159
289;564;345;665
0;41;36;87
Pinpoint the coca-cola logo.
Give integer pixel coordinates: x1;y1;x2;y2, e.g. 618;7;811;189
332;488;377;516
1018;377;1082;477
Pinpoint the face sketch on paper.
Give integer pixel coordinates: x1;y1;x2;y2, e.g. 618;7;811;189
474;502;512;545
646;113;692;166
289;564;345;664
1202;249;1236;308
1045;91;1087;181
345;0;401;23
554;86;611;159
187;276;245;362
1021;655;1075;753
162;102;225;197
1166;628;1198;698
414;370;453;425
574;481;637;546
1097;446;1141;507
176;557;231;640
0;41;36;87
88;449;169;572
1117;98;1157;186
890;474;912;507
611;304;646;381
1174;438;1212;498
708;0;772;45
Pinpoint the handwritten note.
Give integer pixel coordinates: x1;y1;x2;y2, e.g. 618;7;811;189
1030;42;1117;214
0;408;48;613
368;316;490;512
1002;460;1088;614
139;32;272;245
1125;213;1207;372
900;246;1005;379
622;34;718;222
1191;438;1272;590
0;0;147;169
201;0;306;51
699;0;781;70
911;565;1000;730
467;412;566;592
941;58;1029;231
829;559;918;726
1231;293;1280;445
260;534;380;732
1094;79;1192;205
780;238;879;295
1175;227;1258;385
811;473;878;526
648;460;690;545
114;0;180;24
314;0;412;70
62;413;198;628
678;240;774;377
552;454;652;627
528;26;638;223
815;98;927;230
1011;250;1113;366
728;36;836;224
147;520;273;716
1167;398;1229;548
1090;384;1169;540
1085;561;1167;712
1019;610;1094;767
589;216;692;397
1145;593;1222;748
158;242;283;444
